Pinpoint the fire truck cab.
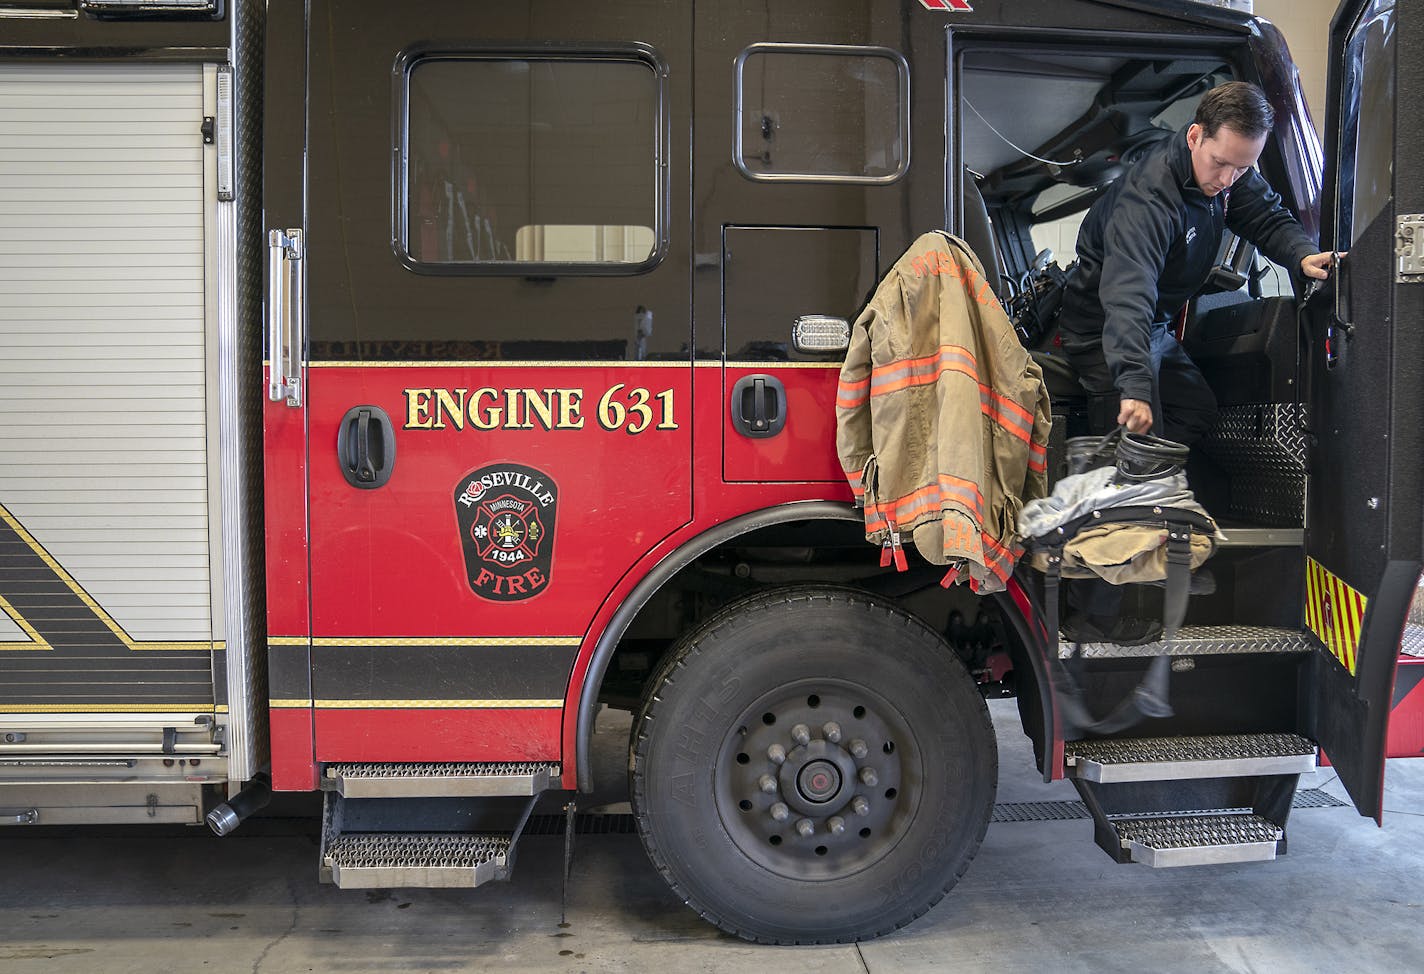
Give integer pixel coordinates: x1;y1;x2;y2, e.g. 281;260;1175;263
0;0;1420;946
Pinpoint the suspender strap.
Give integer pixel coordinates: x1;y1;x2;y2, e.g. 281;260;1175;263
1162;520;1193;643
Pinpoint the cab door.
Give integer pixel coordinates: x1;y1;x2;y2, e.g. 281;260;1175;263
268;0;692;769
691;1;947;485
1307;0;1422;818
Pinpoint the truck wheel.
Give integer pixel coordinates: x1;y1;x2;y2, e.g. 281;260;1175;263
630;586;997;944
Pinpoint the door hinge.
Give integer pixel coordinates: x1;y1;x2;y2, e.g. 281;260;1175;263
1396;214;1424;283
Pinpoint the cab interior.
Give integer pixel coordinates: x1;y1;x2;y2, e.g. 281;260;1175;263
957;47;1313;631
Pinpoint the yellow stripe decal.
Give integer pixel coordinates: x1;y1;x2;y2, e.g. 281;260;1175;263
313;699;563;709
0;704;217;714
1306;556;1367;676
310;360;688;369
270;699;314;708
0;502;215;653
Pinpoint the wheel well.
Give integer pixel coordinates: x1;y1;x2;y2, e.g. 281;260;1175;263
576;503;1048;791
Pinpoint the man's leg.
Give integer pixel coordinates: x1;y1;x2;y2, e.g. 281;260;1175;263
1151;329;1219;446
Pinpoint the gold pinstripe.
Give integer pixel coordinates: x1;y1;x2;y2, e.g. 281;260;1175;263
309;360;688;369
270;698;314;708
312;699;562;709
722;361;842;369
0;502;216;653
0;704;217;714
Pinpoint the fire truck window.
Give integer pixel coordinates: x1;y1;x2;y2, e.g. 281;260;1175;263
735;45;907;183
1337;0;1395;248
404;57;660;269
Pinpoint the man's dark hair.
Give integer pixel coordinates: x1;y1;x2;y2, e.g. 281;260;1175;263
1194;81;1275;139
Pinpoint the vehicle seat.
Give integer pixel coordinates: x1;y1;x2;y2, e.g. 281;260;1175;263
961;172;1004;301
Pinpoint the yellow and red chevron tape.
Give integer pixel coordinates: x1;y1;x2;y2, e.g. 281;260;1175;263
1305;557;1368;676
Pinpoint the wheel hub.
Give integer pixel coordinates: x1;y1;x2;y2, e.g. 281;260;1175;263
715;682;917;881
779;741;856;814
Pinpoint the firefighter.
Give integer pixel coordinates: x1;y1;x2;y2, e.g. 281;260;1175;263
1057;80;1336;445
1054;81;1336;643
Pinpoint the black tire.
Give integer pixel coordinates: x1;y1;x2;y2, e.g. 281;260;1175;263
630;586;997;944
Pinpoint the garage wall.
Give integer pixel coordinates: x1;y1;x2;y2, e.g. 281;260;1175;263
1256;0;1338;135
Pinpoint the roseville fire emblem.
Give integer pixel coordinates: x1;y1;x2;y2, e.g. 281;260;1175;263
453;462;558;602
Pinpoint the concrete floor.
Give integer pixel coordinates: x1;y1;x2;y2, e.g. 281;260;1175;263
2;700;1422;974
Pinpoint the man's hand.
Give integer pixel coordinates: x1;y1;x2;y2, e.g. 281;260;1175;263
1118;398;1153;434
1300;251;1343;280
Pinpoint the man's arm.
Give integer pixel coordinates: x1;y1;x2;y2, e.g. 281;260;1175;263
1225;170;1320;283
1099;176;1180;408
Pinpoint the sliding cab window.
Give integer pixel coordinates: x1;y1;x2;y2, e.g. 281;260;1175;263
736;43;909;183
400;52;665;272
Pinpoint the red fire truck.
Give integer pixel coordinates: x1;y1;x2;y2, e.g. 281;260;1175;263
1;0;1419;945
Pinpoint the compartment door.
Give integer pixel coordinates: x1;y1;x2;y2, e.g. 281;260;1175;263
292;0;693;764
1306;0;1423;818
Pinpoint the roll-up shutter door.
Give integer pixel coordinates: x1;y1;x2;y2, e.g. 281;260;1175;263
0;63;215;712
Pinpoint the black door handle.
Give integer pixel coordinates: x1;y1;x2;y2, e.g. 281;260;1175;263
730;374;787;438
337;405;397;489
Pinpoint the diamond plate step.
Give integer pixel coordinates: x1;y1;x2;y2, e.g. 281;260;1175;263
1112;813;1282;867
1402;624;1424;659
323;761;559;798
1060;624;1314;659
1065;733;1316;783
324;832;512;888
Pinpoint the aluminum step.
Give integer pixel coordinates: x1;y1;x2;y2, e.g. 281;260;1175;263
1112;813;1283;867
324;761;559;798
324;832;513;888
1060;624;1314;659
1065;733;1316;783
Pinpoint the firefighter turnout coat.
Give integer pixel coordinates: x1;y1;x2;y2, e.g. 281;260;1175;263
836;232;1052;592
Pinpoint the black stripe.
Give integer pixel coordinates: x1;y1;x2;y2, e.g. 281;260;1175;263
310;643;577;702
267;644;313;700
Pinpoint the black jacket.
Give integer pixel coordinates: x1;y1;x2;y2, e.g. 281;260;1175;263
1057;127;1318;402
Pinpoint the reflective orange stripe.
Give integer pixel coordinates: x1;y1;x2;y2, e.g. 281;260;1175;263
869;346;978;397
836;375;870;409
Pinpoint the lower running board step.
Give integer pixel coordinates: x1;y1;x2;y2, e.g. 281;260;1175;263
324;832;513;888
1114;813;1282;867
324;761;559;798
1066;733;1316;783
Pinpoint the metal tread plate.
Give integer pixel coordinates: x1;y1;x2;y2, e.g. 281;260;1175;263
324;761;559;798
1113;812;1282;867
325;832;512;888
1402;625;1424;659
1060;625;1314;659
1065;733;1316;782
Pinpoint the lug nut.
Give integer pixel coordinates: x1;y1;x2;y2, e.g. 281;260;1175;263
822;721;842;743
758;774;778;794
791;723;811;746
848;739;868;759
795;818;815;837
767;744;787;765
852;796;870;817
827;816;846;836
859;767;879;787
770;802;789;822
